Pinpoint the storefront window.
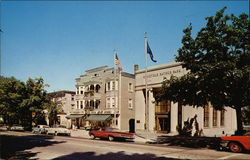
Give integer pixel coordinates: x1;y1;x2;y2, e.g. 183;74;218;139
213;109;218;127
204;105;209;127
221;109;225;126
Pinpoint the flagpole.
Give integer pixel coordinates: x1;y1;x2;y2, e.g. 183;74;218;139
118;66;122;130
113;49;117;128
144;32;149;132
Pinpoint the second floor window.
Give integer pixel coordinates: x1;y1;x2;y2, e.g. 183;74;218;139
80;101;83;109
76;101;79;109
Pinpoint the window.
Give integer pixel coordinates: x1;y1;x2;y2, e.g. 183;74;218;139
76;101;79;109
90;85;95;91
71;96;74;101
213;109;218;127
155;100;170;113
128;83;133;92
80;101;83;109
89;100;94;109
221;109;225;126
95;84;100;93
128;99;133;109
204;105;209;127
107;82;111;91
112;98;116;108
112;81;115;90
80;91;83;94
95;100;100;109
106;98;110;108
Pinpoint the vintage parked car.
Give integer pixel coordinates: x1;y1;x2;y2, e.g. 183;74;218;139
46;125;70;136
10;124;24;131
32;125;49;134
220;135;250;153
0;124;10;131
89;127;134;141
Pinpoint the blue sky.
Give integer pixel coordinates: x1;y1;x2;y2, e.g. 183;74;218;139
1;1;249;92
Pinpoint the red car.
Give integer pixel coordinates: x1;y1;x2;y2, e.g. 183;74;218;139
89;127;134;141
220;136;250;153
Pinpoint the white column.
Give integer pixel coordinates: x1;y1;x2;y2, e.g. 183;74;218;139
148;90;155;132
135;90;146;131
170;102;178;134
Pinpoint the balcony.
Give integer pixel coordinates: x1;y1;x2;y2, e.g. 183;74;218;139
70;109;85;114
89;109;119;114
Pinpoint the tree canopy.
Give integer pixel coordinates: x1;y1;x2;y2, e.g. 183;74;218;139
156;7;250;134
0;76;49;129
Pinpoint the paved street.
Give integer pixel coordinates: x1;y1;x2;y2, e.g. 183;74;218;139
1;131;249;160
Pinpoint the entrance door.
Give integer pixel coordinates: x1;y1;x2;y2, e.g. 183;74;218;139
159;118;168;131
156;115;170;133
129;119;135;133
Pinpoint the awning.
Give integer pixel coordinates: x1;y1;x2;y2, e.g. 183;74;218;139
66;114;85;119
85;114;112;121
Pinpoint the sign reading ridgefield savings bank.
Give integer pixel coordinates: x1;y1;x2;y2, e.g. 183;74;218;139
137;66;187;86
143;69;182;79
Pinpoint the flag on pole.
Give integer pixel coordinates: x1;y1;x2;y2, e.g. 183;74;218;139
115;53;122;71
147;41;157;62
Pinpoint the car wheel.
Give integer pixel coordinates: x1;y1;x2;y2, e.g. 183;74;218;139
108;136;114;141
229;142;243;153
90;134;95;140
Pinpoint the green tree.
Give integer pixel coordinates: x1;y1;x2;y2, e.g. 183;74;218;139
242;106;250;125
45;98;62;127
0;76;49;129
0;76;25;124
156;7;250;135
20;78;48;128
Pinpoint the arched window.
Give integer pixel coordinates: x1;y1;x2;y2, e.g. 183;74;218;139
95;84;101;93
90;85;95;91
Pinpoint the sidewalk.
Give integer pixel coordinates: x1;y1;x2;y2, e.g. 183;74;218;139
69;129;160;143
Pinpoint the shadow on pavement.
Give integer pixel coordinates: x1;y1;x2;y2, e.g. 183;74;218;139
155;136;220;149
53;151;183;160
0;133;65;160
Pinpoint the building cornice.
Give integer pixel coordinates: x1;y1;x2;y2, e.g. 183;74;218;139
135;62;182;74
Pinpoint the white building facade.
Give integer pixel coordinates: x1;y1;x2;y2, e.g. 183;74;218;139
135;62;237;137
48;90;75;128
71;66;135;131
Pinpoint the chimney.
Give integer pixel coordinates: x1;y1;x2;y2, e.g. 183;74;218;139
134;64;139;73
